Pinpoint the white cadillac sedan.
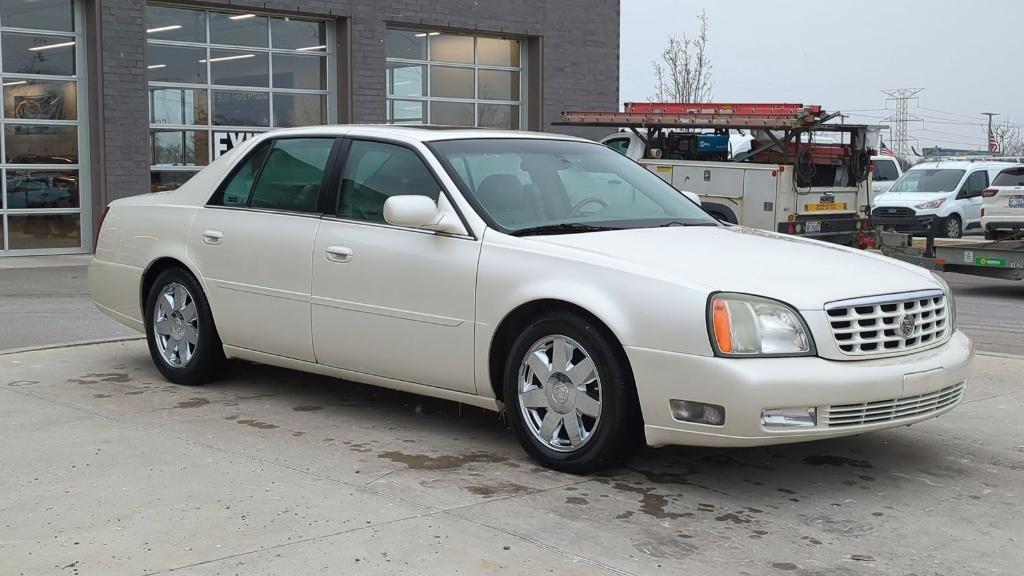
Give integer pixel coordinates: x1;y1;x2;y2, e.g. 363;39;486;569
90;126;974;473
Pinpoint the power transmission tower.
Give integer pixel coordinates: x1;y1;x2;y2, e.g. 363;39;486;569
982;112;999;152
883;88;924;158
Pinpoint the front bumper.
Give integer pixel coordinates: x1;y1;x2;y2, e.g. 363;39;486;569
872;213;942;235
627;330;974;448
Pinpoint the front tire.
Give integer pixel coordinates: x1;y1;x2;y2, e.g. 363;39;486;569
503;312;642;474
943;214;963;239
145;267;226;386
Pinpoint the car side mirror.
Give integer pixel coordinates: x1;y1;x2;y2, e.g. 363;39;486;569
383;195;464;234
681;190;702;205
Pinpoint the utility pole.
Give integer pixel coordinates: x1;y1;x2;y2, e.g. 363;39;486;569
982;112;999;152
882;88;924;158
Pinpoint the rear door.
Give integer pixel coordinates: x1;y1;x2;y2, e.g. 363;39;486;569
188;136;340;362
988;166;1024;218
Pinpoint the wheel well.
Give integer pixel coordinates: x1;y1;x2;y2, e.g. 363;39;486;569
140;257;191;311
488;299;631;405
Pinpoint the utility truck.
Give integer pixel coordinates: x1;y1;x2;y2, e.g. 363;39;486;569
556;103;881;246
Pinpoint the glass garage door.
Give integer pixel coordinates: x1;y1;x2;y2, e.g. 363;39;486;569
0;0;90;255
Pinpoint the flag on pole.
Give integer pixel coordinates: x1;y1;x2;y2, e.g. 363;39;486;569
988;133;999;152
880;140;896;157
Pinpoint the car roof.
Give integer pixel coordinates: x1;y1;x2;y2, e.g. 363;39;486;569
907;160;1022;171
259;124;591;144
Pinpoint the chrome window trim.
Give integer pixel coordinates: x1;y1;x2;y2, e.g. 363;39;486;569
824;289;946;311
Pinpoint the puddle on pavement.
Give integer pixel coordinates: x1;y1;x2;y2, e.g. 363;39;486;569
174;397;211;409
377;450;510;471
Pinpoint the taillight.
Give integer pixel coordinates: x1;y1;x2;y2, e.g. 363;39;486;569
981;188;998;198
786;222;796;234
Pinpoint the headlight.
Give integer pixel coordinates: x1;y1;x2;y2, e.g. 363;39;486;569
707;293;814;357
930;271;957;331
915;198;946;210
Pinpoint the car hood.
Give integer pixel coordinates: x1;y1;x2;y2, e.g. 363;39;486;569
874;191;950;206
531;225;938;310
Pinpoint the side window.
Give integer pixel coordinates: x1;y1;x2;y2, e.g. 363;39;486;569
604;137;631;157
873;159;899;181
211;142;271;207
963;171;988;195
250;138;336;213
338;140;442;223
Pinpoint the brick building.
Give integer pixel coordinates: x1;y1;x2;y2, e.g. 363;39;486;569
0;0;620;255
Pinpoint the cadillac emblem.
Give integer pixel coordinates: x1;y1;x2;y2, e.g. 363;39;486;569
899;314;916;338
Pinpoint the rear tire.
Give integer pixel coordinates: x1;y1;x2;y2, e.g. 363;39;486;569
503;311;642;474
942;214;963;239
144;267;226;386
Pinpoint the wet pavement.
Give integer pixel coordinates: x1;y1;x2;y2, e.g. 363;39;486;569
1;340;1021;575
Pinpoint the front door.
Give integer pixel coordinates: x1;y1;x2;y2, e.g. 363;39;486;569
188;136;338;362
960;170;989;226
310;139;480;393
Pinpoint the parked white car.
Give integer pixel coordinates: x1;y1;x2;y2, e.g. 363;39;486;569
981;165;1024;240
89;126;974;473
870;155;902;201
872;160;1019;238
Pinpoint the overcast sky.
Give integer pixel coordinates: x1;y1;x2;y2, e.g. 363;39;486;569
620;0;1024;152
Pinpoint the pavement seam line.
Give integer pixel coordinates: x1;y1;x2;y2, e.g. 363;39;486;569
138;509;448;576
0;335;144;356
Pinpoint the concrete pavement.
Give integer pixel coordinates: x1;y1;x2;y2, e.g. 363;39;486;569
2;340;1022;575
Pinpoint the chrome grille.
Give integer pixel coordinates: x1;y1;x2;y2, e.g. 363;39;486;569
825;290;949;356
824;383;965;428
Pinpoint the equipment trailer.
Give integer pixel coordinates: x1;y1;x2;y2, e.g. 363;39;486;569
879;231;1024;281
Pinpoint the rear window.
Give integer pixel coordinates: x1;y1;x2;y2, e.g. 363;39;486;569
993;167;1024;187
874;159;899;181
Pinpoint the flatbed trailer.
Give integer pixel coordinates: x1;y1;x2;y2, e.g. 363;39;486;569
878;232;1024;281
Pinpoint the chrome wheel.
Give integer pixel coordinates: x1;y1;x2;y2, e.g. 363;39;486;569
518;335;602;453
152;282;199;368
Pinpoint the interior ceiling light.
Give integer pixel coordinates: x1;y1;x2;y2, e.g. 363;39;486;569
229;14;256;20
295;45;327;52
147;25;182;34
199;54;256;63
29;40;75;51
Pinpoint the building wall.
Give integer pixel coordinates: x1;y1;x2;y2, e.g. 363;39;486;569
96;0;620;204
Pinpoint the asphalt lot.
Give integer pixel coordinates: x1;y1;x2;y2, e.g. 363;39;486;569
2;340;1022;575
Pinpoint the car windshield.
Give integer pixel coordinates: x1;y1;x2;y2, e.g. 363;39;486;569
889;169;965;193
430;138;717;234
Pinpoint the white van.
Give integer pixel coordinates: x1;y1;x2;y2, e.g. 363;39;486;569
872;160;1020;238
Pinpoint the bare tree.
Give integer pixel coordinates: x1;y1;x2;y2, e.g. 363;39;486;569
992;119;1024;156
652;10;713;103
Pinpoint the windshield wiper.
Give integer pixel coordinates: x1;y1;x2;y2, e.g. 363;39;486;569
653;220;719;228
510;223;621;237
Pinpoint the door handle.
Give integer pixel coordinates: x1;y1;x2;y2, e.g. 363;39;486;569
325;245;354;263
201;230;224;245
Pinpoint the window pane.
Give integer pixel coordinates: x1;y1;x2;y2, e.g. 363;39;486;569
151;170;197;193
478;69;519;101
387;63;425;97
387;100;425;124
271;17;325;51
477;37;519;66
478;104;519;129
430;34;473;64
250;138;334;213
212;90;269;126
1;0;74;32
338;140;441;223
3;79;77;120
146;5;206;43
151;130;209;166
273;94;325;128
7;214;80;250
150;88;208;125
430;101;474;127
271;54;324;90
430;66;474;99
5;125;77;164
209;50;268;87
147;45;207;84
386;29;426;60
209;12;269;48
6;169;79;209
2;33;76;76
213;142;270;205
